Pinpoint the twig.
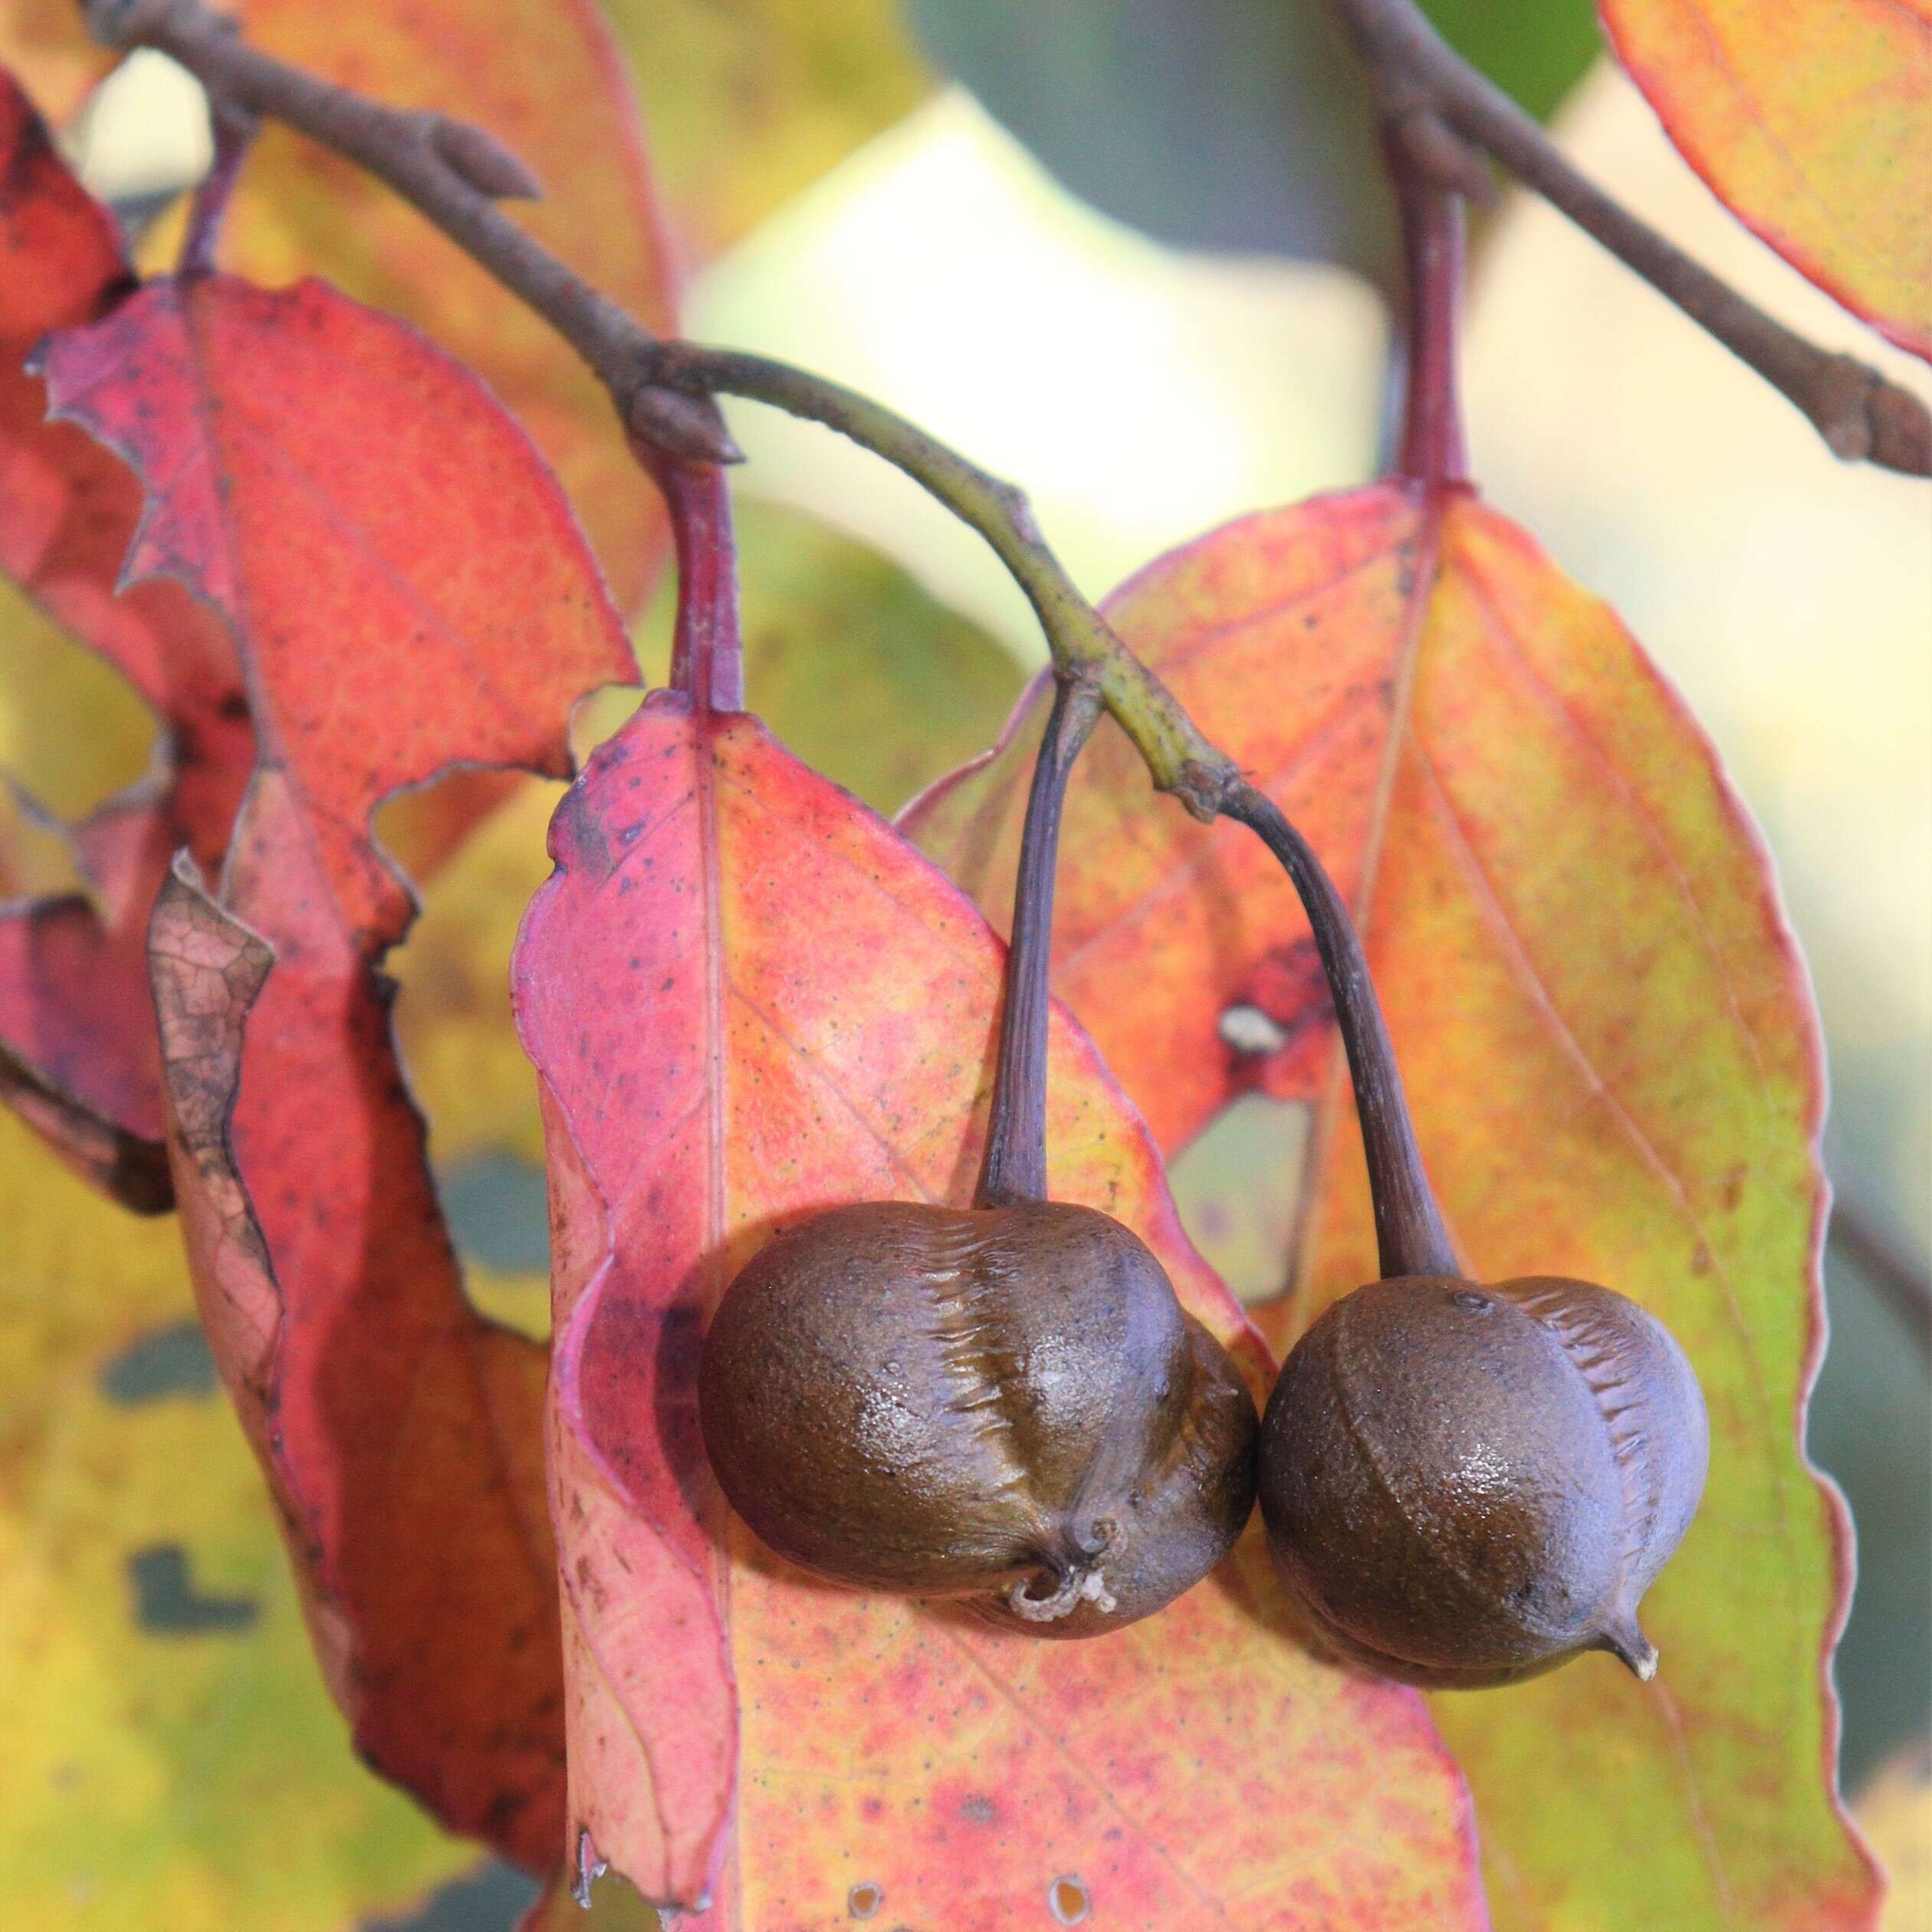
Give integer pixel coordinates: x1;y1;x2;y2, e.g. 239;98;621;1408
1829;1194;1932;1359
1329;0;1932;477
177;95;255;277
78;0;1237;817
978;674;1102;1210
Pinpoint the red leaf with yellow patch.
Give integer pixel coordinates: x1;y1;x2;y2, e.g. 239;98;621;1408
42;265;634;1865
511;474;1487;1924
0;70;247;1204
219;0;683;608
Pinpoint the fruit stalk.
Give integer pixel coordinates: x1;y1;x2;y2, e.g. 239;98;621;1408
1221;780;1457;1281
978;677;1102;1209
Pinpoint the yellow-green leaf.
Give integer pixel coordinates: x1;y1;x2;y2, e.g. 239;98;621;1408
0;1109;473;1930
1601;0;1932;359
600;0;929;258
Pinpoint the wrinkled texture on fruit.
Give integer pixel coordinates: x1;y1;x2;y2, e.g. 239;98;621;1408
1261;1273;1710;1687
700;1198;1257;1635
909;485;1875;1930
514;695;1487;1924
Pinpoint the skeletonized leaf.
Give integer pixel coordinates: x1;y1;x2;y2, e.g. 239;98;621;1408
1600;0;1932;360
42;267;636;1865
512;684;1487;1924
220;0;682;607
909;483;1879;1928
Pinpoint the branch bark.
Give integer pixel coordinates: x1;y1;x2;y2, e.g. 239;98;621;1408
1330;0;1932;476
77;0;1237;815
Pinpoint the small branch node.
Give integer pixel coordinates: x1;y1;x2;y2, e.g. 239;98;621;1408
1171;757;1237;823
427;114;545;202
1391;107;1497;209
1866;375;1932;478
624;384;744;468
986;478;1041;544
1378;76;1496;209
1808;353;1880;462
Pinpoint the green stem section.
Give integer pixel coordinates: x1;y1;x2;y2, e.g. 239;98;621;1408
977;678;1102;1209
1221;781;1458;1281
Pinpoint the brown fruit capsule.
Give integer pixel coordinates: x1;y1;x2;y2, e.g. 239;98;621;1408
1224;785;1709;1687
1259;1275;1707;1685
699;681;1259;1632
702;1198;1257;1634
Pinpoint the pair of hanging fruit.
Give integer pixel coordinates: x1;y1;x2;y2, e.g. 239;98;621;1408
655;471;1708;1684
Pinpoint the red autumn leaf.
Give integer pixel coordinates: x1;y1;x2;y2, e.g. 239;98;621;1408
907;484;1879;1928
510;492;1487;1924
0;70;248;1204
219;0;683;609
43;266;636;1865
1599;0;1931;362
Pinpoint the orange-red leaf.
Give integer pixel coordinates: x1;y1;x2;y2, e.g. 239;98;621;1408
43;267;635;1865
41;272;632;938
909;484;1880;1928
1599;0;1932;360
220;0;682;607
0;71;248;1201
512;686;1487;1924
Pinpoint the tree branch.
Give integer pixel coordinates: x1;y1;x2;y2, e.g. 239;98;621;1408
80;0;1236;816
1331;0;1932;477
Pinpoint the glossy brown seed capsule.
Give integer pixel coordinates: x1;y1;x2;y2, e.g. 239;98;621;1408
700;1198;1258;1635
1224;784;1709;1687
1258;1273;1709;1687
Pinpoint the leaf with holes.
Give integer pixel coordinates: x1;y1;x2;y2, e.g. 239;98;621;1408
39;265;636;1866
908;482;1878;1928
216;0;681;609
0;71;248;1205
510;488;1487;1921
1599;0;1932;360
